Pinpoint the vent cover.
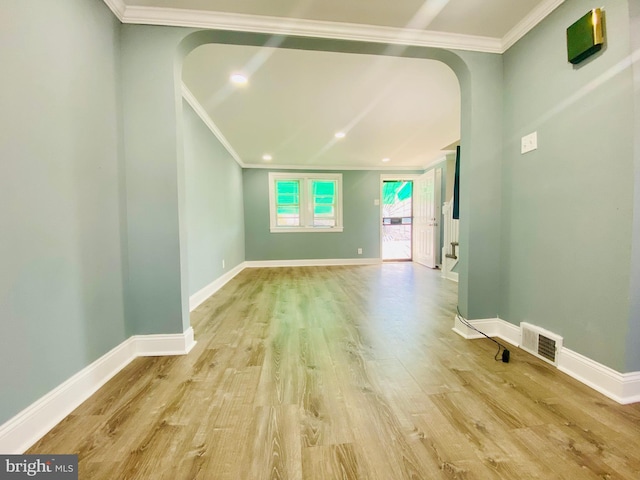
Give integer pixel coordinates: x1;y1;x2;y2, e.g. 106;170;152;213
520;323;563;365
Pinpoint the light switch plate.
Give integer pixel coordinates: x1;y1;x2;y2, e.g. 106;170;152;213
521;132;538;154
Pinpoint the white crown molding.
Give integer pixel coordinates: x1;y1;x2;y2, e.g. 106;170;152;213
115;5;503;53
106;1;563;54
423;154;448;170
102;0;126;20
0;329;196;453
245;162;427;171
502;0;566;51
453;316;640;405
181;84;246;168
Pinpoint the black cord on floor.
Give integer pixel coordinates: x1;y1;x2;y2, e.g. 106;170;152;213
456;306;510;363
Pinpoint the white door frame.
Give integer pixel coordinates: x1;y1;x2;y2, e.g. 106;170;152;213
379;174;420;260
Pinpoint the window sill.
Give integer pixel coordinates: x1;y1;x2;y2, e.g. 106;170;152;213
270;227;344;233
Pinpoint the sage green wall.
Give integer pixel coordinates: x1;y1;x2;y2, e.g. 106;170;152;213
451;50;504;321
0;0;126;424
243;169;420;260
500;0;635;371
121;24;193;334
183;100;245;294
626;0;640;371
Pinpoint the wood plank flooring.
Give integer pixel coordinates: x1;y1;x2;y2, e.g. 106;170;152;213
28;264;640;479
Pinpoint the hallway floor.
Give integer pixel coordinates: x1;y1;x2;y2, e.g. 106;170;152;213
29;264;640;479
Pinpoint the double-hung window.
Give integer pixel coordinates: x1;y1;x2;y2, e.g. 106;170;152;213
268;172;343;233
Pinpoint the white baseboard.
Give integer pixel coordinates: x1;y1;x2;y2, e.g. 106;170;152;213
189;263;246;311
245;258;381;268
452;316;520;346
0;328;196;454
447;271;459;282
558;349;640;405
134;326;196;356
452;316;640;405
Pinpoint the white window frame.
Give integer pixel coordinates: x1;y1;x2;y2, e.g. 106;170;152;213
268;172;343;233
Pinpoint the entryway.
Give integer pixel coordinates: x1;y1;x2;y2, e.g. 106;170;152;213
381;171;442;267
381;179;413;261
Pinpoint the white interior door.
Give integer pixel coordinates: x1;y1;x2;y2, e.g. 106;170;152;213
413;170;441;268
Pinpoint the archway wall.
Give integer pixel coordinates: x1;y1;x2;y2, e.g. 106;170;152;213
120;25;504;335
121;25;196;335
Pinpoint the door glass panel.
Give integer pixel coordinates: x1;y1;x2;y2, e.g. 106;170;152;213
382;181;413;260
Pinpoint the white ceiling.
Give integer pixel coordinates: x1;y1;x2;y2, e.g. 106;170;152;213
183;45;460;169
113;0;564;169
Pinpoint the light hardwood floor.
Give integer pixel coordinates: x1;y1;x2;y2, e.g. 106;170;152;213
28;264;640;479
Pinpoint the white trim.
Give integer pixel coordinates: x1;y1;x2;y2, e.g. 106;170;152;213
189;262;246;311
379;174;421;262
379;174;421;181
246;163;427;171
452;316;640;405
117;6;502;53
182;85;246;168
104;2;565;54
441;255;459;282
452;316;520;346
423;154;448;170
445;270;459;282
0;330;195;454
133;327;196;356
0;337;136;454
501;0;566;51
245;258;381;268
102;0;126;20
268;172;344;233
558;350;640;405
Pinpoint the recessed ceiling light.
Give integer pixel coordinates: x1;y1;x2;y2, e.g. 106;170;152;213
230;73;248;85
262;154;272;161
382;158;391;163
334;132;346;139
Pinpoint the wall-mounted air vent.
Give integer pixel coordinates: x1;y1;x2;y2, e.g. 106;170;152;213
520;322;563;365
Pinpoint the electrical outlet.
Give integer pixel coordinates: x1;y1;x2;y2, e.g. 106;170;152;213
222;259;225;269
357;248;363;255
521;131;538;154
